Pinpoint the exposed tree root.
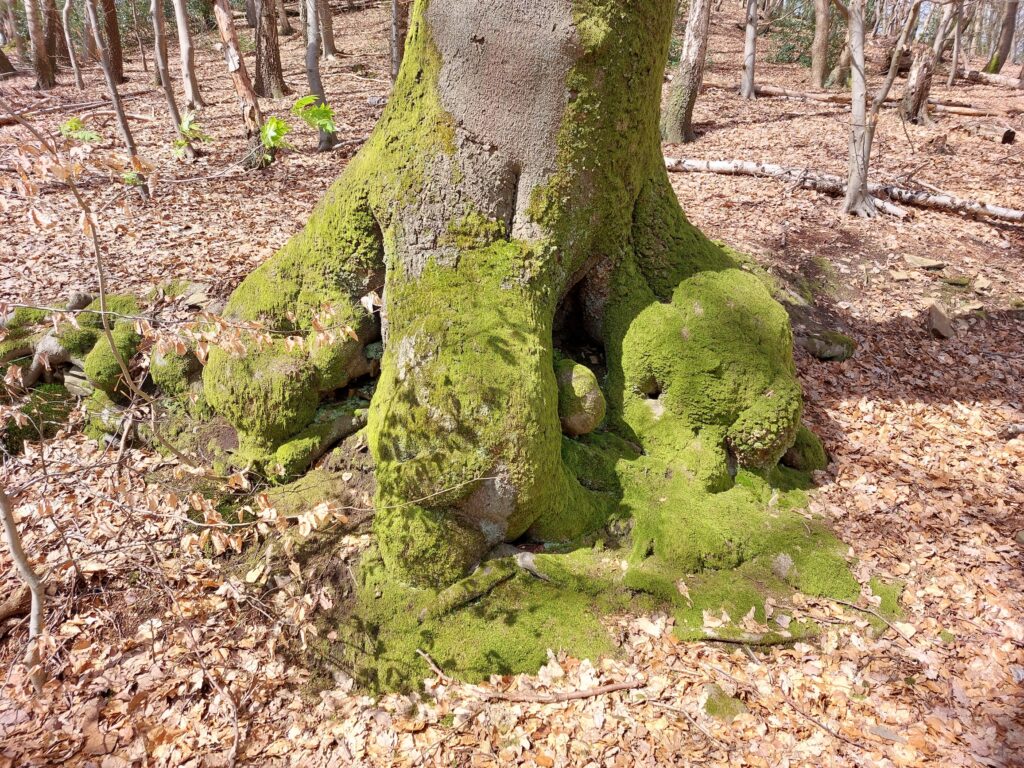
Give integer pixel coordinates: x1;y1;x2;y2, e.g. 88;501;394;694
665;156;1024;224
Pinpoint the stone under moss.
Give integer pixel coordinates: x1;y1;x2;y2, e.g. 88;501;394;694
83;324;141;399
783;424;829;472
555;357;606;436
150;348;200;398
1;384;74;455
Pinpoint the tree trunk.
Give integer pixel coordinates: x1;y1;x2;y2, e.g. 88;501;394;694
845;0;873;215
389;0;409;81
741;0;757;97
170;0;205;109
811;0;831;87
100;0;123;83
4;0;27;60
983;0;1018;73
947;0;963;85
245;0;257;27
83;7;100;61
63;0;84;88
303;0;334;150
277;0;293;35
84;0;148;197
0;46;14;77
42;0;70;68
128;0;149;75
318;0;337;58
24;0;55;89
212;0;268;167
930;0;954;59
662;0;713;142
254;0;287;98
151;0;196;160
203;0;822;615
901;47;934;123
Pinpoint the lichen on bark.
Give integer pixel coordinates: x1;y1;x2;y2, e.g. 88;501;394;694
203;0;868;687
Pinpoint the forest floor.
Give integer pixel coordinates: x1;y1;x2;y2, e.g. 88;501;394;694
1;2;1023;767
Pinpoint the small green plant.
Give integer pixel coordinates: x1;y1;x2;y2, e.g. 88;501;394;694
173;111;212;158
60;117;101;143
260;116;291;152
291;95;336;135
121;169;143;187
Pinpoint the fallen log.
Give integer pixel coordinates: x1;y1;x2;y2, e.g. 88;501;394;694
752;83;1011;117
664;157;1024;224
0;90;152;127
963;121;1016;144
960;69;1024;89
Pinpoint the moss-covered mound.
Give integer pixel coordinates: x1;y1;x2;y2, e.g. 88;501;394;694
2;384;75;455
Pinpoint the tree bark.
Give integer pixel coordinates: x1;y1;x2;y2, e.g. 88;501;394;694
844;0;872;214
170;0;205;109
662;0;713;142
277;0;293;35
304;0;334;150
42;0;70;68
4;0;27;60
203;0;814;597
741;0;757;98
254;0;287;98
63;0;84;89
151;0;196;160
318;0;337;58
212;0;268;167
900;47;934;124
983;0;1017;73
389;0;409;81
245;0;257;27
24;0;55;89
0;46;14;76
962;67;1024;87
100;0;123;83
947;0;962;85
811;0;831;87
128;0;149;75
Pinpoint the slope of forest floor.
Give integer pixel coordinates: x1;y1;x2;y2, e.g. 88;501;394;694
1;2;1022;766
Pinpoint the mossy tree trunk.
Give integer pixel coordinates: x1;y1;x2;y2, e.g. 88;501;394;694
206;0;811;590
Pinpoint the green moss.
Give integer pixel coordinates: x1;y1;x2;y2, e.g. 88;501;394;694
264;469;349;518
939;629;955;644
58;295;140;357
83;324;141;399
1;384;74;455
150;348;200;397
783;424;828;472
84;389;122;441
555;357;606;436
867;577;903;633
7;307;49;329
703;684;748;721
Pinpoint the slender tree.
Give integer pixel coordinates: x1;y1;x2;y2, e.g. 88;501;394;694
811;0;831;87
212;0;269;167
3;0;27;60
170;0;205;108
303;0;334;150
254;0;287;98
983;0;1018;73
245;0;257;26
85;0;148;196
42;0;70;68
318;0;337;58
24;0;55;89
128;0;149;74
151;0;195;160
0;46;14;76
62;0;84;88
389;0;409;81
83;5;100;61
661;0;713;142
100;0;123;82
741;0;757;98
947;0;963;84
277;0;293;35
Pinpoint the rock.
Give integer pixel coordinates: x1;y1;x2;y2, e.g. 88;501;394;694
702;684;747;722
905;255;945;270
65;291;94;310
794;330;857;362
942;274;971;287
890;270;912;282
62;368;94;398
926;301;954;338
974;276;992;293
782;424;828;471
555;358;606;437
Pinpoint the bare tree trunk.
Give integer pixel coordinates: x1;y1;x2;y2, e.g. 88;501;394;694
662;0;714;142
24;0;55;89
151;0;195;160
318;0;337;58
0;46;15;76
43;0;70;68
0;485;47;692
254;0;287;98
85;0;148;196
99;0;123;83
62;0;84;88
948;0;963;84
811;0;831;87
389;0;409;82
213;0;269;167
128;0;148;74
170;0;205;109
901;47;934;123
930;0;954;59
983;0;1018;72
304;0;334;151
277;0;293;35
245;0;257;26
741;0;757;98
4;0;27;60
83;6;100;61
844;0;872;214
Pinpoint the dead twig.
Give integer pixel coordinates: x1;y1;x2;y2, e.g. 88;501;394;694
474;679;643;703
646;699;730;750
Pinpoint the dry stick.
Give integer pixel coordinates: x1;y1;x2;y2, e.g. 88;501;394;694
741;645;865;750
664;157;1024;224
0;90;152;126
475;679;643;703
415;649;449;682
645;699;729;750
0;484;47;692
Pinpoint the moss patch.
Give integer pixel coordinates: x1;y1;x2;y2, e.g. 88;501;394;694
83;324;141;399
1;384;74;455
783;424;829;472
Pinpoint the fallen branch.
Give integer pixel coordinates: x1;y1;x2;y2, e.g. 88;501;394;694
475;679;642;703
751;83;1015;117
0;90;153;126
960;69;1024;89
646;699;729;750
665;157;1024;224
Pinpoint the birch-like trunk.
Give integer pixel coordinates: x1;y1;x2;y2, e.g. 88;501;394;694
170;0;205;109
740;0;757;98
62;0;84;88
662;0;713;142
844;0;874;215
304;0;334;151
318;0;337;58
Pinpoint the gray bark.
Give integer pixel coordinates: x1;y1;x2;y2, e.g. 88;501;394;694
170;0;205;109
662;0;713;142
63;0;84;88
983;0;1017;73
741;0;757;98
24;0;55;89
811;0;831;87
389;0;409;81
304;0;334;150
901;47;934;124
844;0;872;215
254;0;287;98
318;0;337;58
